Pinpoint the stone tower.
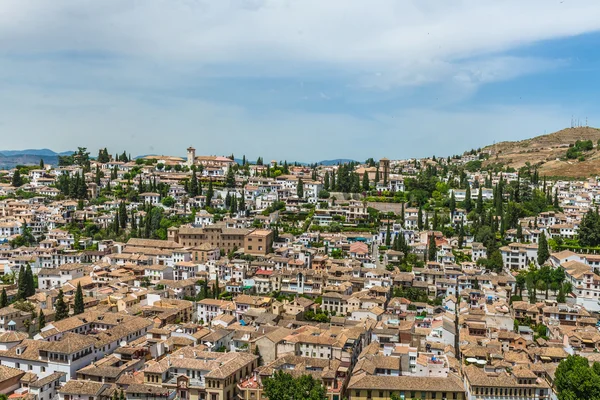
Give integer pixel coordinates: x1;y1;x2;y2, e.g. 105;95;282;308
379;158;390;183
187;146;196;167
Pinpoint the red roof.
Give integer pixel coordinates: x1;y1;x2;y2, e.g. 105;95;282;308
256;269;273;276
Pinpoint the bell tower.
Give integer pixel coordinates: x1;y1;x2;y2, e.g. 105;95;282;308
187;146;196;167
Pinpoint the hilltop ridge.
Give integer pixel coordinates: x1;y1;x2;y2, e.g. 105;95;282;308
482;126;600;177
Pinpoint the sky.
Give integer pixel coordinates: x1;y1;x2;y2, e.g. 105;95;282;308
1;0;600;162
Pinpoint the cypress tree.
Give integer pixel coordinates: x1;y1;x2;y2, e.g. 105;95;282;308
297;178;304;198
202;279;209;299
400;202;405;226
25;264;35;297
374;166;380;183
449;191;456;214
238;192;246;213
362;171;370;192
385;223;391;246
54;289;69;321
78;172;88;199
538;232;550;266
190;170;198;197
230;195;238;215
74;282;84;315
39;159;44;169
206;179;214;208
324;172;330;191
17;265;26;301
119;202;127;229
113;210;120;234
12;170;22;187
38;311;46;331
458;222;465;249
428;235;437;262
476;187;483;214
417;207;424;230
0;288;7;308
463;185;472;212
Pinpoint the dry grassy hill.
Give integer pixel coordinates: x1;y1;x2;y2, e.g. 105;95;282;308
482;126;600;177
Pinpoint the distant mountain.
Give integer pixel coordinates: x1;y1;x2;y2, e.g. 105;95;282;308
317;159;356;166
0;154;59;169
0;148;74;169
0;148;73;157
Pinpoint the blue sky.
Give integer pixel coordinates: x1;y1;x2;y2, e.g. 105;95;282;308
1;0;599;162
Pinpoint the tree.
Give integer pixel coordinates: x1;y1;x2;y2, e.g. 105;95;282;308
0;288;7;308
54;289;69;321
213;275;219;299
263;370;326;400
449;191;456;214
25;264;35;297
225;168;236;188
39;159;45;169
463;184;472;212
417;207;424;230
538;232;550;266
362;171;370;191
189;170;199;197
323;172;330;191
97;148;110;163
428;235;437;262
457;221;465;249
238;192;246;215
119;202;127;229
17;265;27;301
38;311;46;331
515;272;527;297
579;208;600;247
161;196;176;208
538;265;553;299
555;355;600;400
385;223;391;247
206;179;214;208
476;186;483;214
487;249;504;273
202;279;209;299
297;178;304;198
11;170;23;187
74;282;84;315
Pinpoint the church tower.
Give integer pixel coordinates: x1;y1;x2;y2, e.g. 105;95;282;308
187;146;196;167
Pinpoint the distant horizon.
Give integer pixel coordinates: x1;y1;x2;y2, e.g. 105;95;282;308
2;124;598;164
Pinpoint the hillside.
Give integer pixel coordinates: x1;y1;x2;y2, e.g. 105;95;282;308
482;126;600;177
0;154;61;169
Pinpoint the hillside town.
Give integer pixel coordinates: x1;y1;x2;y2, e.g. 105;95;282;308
1;145;600;400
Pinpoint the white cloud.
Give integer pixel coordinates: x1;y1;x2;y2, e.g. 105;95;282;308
0;0;598;86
